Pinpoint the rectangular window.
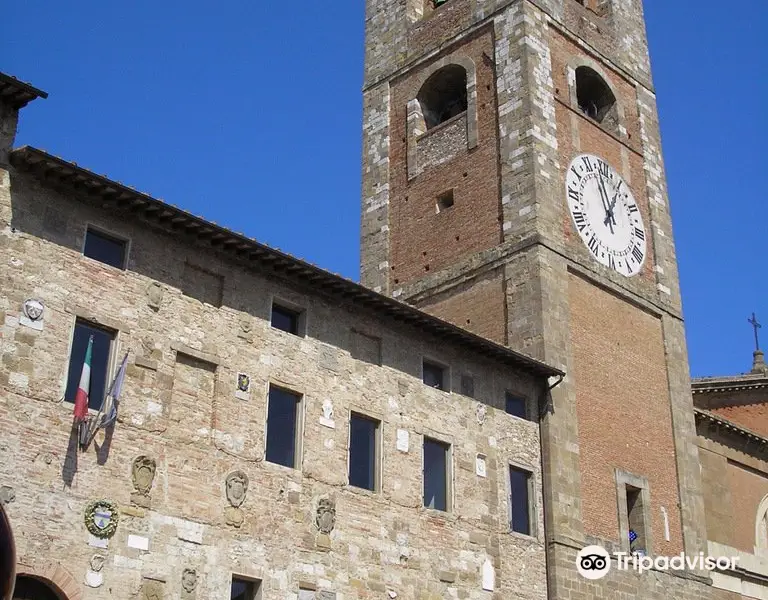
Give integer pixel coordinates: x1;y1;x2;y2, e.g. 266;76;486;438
423;437;451;511
64;319;116;411
349;413;380;491
423;360;446;390
509;466;532;535
83;227;127;269
271;302;302;336
626;485;648;554
265;386;302;468
231;576;261;600
505;392;527;420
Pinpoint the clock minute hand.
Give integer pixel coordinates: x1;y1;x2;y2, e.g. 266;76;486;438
604;188;619;227
596;175;615;235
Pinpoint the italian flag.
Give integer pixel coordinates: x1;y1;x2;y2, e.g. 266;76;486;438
73;335;94;422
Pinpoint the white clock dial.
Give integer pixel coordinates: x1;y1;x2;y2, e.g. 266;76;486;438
565;153;647;277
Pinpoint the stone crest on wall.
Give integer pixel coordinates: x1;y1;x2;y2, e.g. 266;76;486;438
131;456;156;508
225;470;248;527
181;568;199;598
315;496;336;534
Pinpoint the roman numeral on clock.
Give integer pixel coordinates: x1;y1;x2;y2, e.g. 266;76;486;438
572;211;587;231
608;255;616;270
568;187;580;203
581;156;593;172
634;227;645;241
628;203;639;214
597;159;609;178
631;245;644;263
570;166;581;181
587;236;599;254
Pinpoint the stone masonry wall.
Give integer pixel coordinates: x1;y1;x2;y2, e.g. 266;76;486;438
0;164;551;599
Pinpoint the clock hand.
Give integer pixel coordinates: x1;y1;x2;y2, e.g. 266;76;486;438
603;188;619;227
596;175;615;235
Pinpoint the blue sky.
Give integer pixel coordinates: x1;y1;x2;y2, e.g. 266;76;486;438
4;1;766;378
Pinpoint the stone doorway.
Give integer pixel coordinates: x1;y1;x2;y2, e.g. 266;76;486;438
12;576;66;600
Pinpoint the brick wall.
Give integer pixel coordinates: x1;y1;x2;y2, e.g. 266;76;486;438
388;27;502;288
569;271;683;555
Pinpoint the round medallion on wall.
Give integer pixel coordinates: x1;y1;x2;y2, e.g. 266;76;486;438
84;499;119;539
565;153;647;277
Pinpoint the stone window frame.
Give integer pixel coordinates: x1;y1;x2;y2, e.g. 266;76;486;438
406;55;478;180
230;573;263;600
81;222;131;270
263;381;306;472
754;494;768;556
60;310;124;413
615;469;653;555
346;408;384;494
421;355;451;392
504;390;531;422
565;56;626;138
269;295;308;338
421;430;455;513
506;459;539;540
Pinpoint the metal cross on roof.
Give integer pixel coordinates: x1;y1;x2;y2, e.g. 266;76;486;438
749;312;762;351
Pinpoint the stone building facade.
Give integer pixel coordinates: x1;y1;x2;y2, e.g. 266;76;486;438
1;1;766;600
0;76;564;599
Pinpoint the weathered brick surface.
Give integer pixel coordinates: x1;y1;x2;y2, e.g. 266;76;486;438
569;271;683;555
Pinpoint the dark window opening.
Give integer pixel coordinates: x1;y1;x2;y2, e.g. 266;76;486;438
436;190;455;212
575;66;617;127
231;576;261;600
509;466;532;535
65;319;115;411
265;386;301;468
271;303;301;336
83;227;127;269
626;485;647;554
349;413;380;491
418;65;468;130
423;360;447;390
505;392;528;420
424;437;450;511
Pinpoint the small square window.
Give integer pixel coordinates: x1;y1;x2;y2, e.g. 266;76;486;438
509;466;533;535
423;360;447;390
265;385;302;469
83;227;127;269
231;576;261;600
423;437;451;511
64;319;116;411
271;302;302;336
436;190;454;213
505;392;527;420
349;413;380;491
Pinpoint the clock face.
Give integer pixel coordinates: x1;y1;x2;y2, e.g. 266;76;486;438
565;154;647;277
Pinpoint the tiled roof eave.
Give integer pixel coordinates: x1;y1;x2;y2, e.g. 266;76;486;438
694;407;768;446
8;146;564;380
0;73;48;109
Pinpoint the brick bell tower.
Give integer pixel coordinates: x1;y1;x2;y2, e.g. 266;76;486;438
361;0;713;597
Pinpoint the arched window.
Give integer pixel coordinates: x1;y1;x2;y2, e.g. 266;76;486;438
417;65;468;130
756;495;768;555
575;66;618;128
